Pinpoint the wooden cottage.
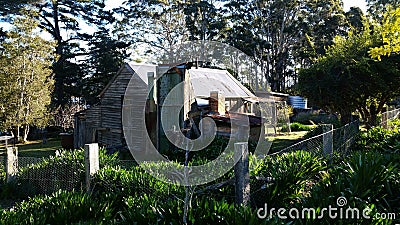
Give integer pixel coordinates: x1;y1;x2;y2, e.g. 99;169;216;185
74;63;156;149
75;62;273;152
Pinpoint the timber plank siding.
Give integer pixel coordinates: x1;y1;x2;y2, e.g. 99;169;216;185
97;66;133;146
74;63;157;150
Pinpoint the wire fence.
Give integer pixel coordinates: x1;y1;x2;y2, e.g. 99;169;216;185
17;157;83;196
249;120;360;208
381;108;400;129
1;109;399;206
249;110;400;207
270;120;360;158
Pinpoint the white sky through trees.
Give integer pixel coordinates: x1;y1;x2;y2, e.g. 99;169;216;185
0;0;368;31
105;0;368;12
343;0;367;12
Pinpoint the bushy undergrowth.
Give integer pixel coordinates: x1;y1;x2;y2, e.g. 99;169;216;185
0;164;5;196
1;190;116;224
160;136;258;164
0;189;278;225
355;123;400;154
300;151;400;224
294;122;400;224
91;165;185;201
303;125;324;139
251;151;328;208
2;148;119;199
121;194;278;225
2;121;400;224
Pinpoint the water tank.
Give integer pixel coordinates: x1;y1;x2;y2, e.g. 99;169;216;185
289;96;308;109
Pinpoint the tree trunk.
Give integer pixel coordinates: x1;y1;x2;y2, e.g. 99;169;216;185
368;104;378;128
340;112;352;125
370;113;378;127
16;125;20;143
23;126;29;143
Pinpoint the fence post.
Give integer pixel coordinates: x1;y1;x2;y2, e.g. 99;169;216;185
6;147;18;183
382;112;388;129
234;142;250;207
322;124;333;160
85;143;99;193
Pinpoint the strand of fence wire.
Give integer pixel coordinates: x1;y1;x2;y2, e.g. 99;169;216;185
269;132;326;157
250;121;360;207
269;120;360;158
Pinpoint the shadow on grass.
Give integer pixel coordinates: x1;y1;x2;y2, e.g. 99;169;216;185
269;131;308;154
0;138;61;158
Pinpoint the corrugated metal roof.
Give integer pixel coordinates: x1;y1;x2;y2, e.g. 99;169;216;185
98;63;157;97
188;68;255;98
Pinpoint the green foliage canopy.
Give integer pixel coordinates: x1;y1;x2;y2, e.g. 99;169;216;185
0;12;56;141
369;7;400;60
298;24;400;126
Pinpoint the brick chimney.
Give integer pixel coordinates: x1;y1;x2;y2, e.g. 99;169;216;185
209;91;225;115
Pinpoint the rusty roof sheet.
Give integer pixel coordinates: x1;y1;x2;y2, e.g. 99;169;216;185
188;68;255;98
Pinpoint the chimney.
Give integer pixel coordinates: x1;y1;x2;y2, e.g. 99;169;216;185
147;72;156;112
209;91;225;115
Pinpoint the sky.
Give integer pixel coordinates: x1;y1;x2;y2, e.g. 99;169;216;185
0;0;368;43
105;0;368;12
1;0;368;30
343;0;367;12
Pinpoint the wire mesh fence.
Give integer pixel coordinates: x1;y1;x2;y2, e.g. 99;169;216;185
18;157;44;168
17;156;84;195
249;121;359;208
270;132;325;157
332;120;360;156
0;109;398;206
118;160;137;169
269;120;360;158
381;108;400;129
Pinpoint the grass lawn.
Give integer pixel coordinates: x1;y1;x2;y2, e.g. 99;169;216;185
0;130;310;157
269;131;308;154
0;138;61;158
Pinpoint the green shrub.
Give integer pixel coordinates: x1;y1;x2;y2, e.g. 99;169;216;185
301;151;400;224
0;163;6;196
121;194;273;225
293;112;340;127
158;136;229;163
91;165;185;202
0;190;116;224
281;122;313;132
158;136;259;165
5;148;119;198
355;125;400;153
15;149;85;197
0;163;5;184
337;152;399;207
251;150;328;208
302;125;324;140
